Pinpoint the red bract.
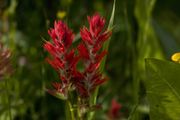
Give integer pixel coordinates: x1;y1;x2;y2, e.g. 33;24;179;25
76;13;112;98
108;99;122;120
44;21;79;99
88;13;105;37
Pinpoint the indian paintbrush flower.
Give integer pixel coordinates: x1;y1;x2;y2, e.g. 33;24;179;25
76;13;112;98
44;13;112;118
44;21;79;100
44;13;111;99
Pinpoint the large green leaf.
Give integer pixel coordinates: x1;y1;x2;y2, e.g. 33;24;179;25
145;58;180;120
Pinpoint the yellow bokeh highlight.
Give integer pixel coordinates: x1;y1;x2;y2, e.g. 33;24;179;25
57;11;67;19
171;52;180;63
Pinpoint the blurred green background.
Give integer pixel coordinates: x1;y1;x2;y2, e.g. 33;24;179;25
0;0;180;119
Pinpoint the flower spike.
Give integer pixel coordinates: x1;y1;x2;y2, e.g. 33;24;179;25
75;13;112;98
44;21;78;100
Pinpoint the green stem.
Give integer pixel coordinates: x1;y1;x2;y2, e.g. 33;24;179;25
87;88;99;120
66;100;75;120
77;97;83;120
127;104;138;120
5;78;12;120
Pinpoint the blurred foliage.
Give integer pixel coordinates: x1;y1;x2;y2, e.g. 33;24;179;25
0;0;179;119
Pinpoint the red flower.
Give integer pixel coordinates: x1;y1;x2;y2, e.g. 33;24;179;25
44;13;112;100
48;21;74;49
108;99;122;120
88;13;105;37
76;13;112;98
44;21;79;99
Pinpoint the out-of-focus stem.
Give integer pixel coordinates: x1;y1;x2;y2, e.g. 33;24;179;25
5;77;12;120
77;97;84;120
66;100;75;120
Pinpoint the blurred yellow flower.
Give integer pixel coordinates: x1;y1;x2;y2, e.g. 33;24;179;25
171;52;180;63
57;11;67;19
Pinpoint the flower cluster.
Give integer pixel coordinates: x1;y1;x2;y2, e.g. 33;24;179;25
44;13;111;100
44;21;79;99
0;42;12;80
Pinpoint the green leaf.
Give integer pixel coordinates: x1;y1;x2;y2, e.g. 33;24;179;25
145;58;180;120
99;0;116;72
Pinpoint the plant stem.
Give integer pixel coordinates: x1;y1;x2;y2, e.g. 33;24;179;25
5;77;12;120
127;104;138;120
66;100;75;120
